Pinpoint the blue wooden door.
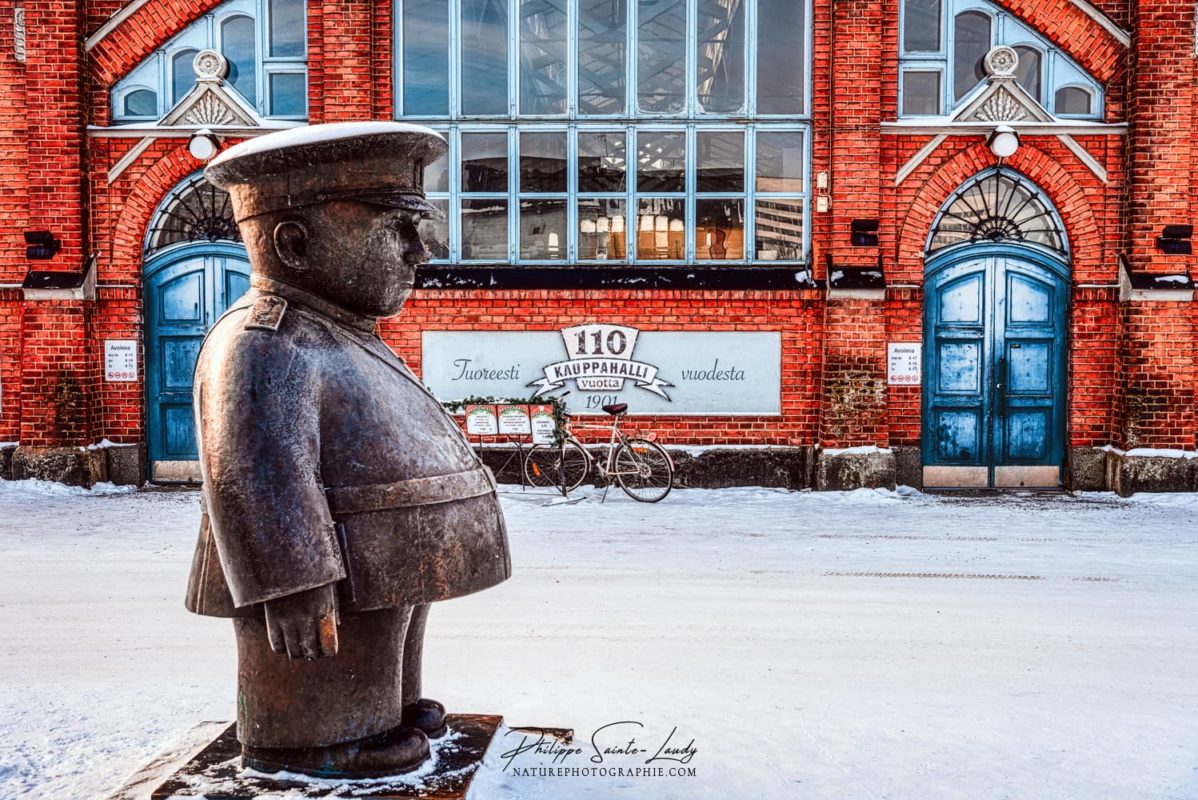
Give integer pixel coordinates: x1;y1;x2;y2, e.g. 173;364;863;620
145;245;249;481
923;247;1067;486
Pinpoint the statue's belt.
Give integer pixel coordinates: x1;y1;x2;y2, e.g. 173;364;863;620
324;466;497;516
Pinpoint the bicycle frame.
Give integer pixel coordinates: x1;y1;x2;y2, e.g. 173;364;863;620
563;413;657;481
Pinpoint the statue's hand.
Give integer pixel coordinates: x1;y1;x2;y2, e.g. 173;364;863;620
263;583;340;659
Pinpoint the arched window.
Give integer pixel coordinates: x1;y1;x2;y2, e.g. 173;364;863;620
1012;45;1041;103
928;167;1067;256
112;0;308;122
1054;85;1094;116
394;0;811;266
144;174;241;256
122;88;158;118
220;15;257;106
953;11;991;101
899;0;1103;118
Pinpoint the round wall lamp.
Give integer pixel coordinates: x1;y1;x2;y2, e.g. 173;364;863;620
987;125;1020;159
188;128;221;161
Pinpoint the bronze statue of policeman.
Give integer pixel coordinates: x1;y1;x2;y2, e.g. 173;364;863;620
186;122;511;777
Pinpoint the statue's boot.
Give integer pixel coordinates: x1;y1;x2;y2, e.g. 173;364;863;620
242;724;430;778
402;697;448;739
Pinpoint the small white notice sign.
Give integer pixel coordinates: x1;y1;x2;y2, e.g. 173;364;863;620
887;343;922;386
104;340;138;382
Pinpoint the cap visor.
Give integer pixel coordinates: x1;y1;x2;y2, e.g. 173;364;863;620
355;193;445;218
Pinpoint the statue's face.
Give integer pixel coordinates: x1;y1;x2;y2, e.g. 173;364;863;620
301;200;429;318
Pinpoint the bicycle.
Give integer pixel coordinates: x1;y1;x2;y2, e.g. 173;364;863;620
522;402;674;503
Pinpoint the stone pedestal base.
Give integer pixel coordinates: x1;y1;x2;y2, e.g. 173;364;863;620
108;715;502;800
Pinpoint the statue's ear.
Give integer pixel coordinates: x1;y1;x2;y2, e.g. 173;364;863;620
273;219;310;272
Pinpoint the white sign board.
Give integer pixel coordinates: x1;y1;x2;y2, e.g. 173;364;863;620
497;404;532;435
887;343;922;386
464;405;498;435
423;327;782;415
529;404;556;444
104;340;138;382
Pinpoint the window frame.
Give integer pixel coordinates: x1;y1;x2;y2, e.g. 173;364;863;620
396;0;813;266
110;0;308;123
897;0;1105;120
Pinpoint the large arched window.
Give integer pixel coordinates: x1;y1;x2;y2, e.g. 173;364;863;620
928;167;1067;256
395;0;812;266
111;0;307;123
899;0;1103;119
144;174;241;256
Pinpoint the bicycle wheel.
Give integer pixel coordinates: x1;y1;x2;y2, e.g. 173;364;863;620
523;440;589;492
614;438;673;503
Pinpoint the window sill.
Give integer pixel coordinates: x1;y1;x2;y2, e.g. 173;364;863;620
415;264;820;290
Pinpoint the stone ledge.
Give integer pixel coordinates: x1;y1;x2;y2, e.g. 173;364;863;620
1105;450;1198;496
10;446;108;487
815;447;896;491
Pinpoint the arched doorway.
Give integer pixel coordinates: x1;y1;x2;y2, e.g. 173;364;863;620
143;173;249;482
922;168;1070;489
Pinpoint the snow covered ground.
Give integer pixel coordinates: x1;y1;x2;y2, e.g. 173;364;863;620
0;480;1196;799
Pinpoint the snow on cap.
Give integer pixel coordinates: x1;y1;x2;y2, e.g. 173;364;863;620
205;122;447;222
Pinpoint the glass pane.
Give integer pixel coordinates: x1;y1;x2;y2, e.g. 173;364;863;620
579;198;627;260
461;132;508;192
755;130;805;192
578;0;626;114
578;131;626;192
756;0;806;114
696;131;743;193
269;0;305;58
520;0;568;114
424;145;449;193
696;198;744;260
1013;46;1041;104
124;89;158;117
462;199;509;260
419;199;450;260
1055;86;1092;115
635;198;684;260
403;0;450;115
953;12;990;100
172;49;197;105
268;73;307;116
637;131;685;192
519;199;567;259
903;0;941;52
461;0;509;115
520;131;567;192
696;0;745;113
221;16;257;106
755;199;804;260
902;70;942;116
637;0;686;113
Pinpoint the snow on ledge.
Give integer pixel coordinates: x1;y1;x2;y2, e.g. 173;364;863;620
1098;444;1198;459
821;445;894;457
674;444;800;456
0;441;16;448
0;479;138;497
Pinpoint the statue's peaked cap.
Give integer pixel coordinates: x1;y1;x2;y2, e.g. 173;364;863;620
205;122;447;221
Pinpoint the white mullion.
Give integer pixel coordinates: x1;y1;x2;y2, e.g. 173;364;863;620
685;0;696;117
450;127;460;262
746;123;756;261
628;126;638;262
685;124;695;262
567;123;577;262
627;0;637;118
567;0;577;118
746;0;757;116
509;0;519;117
394;0;404;117
508;126;518;263
450;0;461;117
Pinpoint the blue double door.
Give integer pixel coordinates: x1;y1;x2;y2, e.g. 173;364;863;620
145;245;250;481
923;247;1068;488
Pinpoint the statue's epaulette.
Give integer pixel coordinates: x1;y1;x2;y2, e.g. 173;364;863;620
244;295;288;331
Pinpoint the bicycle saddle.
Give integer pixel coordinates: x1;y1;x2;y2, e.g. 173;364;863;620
602;403;628;416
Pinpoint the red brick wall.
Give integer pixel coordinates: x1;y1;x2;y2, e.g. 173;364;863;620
1125;0;1195;274
6;0;1198;463
387;291;826;447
